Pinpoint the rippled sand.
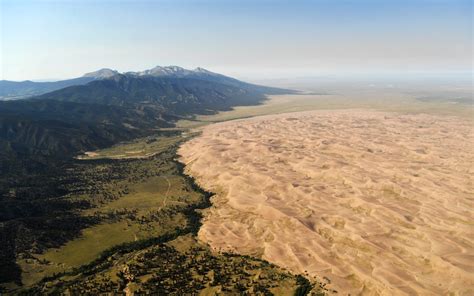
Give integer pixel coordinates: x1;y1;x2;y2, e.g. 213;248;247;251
178;110;474;295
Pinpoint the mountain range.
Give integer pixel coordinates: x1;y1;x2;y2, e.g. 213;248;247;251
0;66;292;172
0;66;280;100
0;68;118;100
0;66;297;291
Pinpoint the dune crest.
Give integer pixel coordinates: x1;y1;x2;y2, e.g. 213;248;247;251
178;110;474;295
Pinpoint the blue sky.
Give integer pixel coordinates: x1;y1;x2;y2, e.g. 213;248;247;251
1;0;472;80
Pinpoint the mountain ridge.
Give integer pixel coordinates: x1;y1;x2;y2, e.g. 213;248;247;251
0;67;292;160
0;67;303;292
82;68;119;79
0;65;287;100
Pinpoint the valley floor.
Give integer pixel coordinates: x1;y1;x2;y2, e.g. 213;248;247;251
4;132;321;295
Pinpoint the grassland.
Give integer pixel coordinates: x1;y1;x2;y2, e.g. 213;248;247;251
12;131;324;295
25;235;322;295
17;134;196;284
76;132;191;160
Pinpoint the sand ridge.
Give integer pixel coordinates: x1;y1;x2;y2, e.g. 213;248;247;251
178;110;474;295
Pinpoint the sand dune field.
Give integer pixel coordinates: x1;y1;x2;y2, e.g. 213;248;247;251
179;110;474;295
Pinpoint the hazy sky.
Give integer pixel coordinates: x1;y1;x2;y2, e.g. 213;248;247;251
1;0;472;81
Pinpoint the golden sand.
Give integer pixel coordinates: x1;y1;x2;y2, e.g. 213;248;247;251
178;110;474;295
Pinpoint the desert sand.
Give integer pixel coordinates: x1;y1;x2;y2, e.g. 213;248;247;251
178;110;474;295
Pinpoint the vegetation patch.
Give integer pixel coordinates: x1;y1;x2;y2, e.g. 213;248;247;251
2;133;325;295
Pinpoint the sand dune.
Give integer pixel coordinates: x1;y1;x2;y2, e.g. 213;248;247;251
178;110;474;295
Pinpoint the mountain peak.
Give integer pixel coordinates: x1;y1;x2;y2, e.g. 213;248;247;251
129;66;222;78
165;65;186;71
83;68;119;79
139;65;191;77
104;66;219;79
193;67;214;74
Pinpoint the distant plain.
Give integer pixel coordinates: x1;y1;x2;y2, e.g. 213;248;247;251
178;77;473;127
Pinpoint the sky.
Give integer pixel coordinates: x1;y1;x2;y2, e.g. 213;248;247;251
0;0;472;81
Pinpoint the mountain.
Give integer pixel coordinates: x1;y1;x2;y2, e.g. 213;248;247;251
0;69;118;100
128;65;194;77
0;67;291;162
0;68;300;291
0;77;94;100
0;66;288;100
128;66;285;94
82;68;119;79
33;74;273;115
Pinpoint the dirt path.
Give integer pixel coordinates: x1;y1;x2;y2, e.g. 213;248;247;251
159;176;171;210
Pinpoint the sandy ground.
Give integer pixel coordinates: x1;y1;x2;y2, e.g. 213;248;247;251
178;110;474;295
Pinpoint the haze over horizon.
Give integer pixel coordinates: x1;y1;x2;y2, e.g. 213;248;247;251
1;0;472;81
